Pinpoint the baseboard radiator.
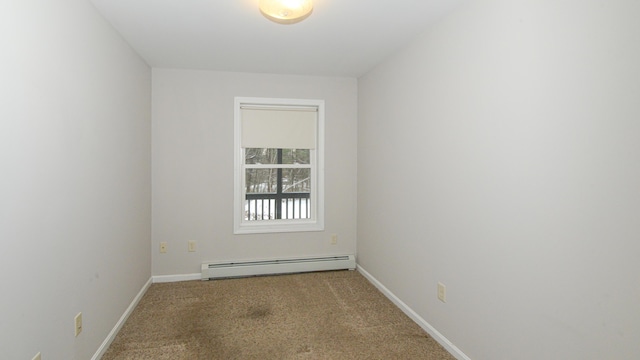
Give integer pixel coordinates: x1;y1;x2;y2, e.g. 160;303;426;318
201;255;356;280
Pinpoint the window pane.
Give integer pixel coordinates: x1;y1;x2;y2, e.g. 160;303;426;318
245;148;310;164
244;199;276;220
244;198;310;220
282;168;311;193
244;167;310;221
279;198;310;219
245;169;277;193
282;149;310;164
245;148;279;164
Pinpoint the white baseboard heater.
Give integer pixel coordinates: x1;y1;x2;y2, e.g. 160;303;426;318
201;254;356;280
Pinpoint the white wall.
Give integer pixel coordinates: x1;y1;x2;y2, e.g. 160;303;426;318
357;1;640;359
152;69;357;276
0;1;151;359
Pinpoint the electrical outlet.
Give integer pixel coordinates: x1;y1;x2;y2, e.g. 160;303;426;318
330;234;337;245
188;240;196;252
32;352;41;360
437;282;447;303
160;242;167;253
74;312;83;337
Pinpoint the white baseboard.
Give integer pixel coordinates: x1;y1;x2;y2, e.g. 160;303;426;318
152;273;201;283
92;277;152;360
357;265;471;360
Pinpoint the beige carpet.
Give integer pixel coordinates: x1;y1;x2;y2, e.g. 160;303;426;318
102;270;456;360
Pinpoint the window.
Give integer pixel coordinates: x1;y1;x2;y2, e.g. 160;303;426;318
234;97;324;234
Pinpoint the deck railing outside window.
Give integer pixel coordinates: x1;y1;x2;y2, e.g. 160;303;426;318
245;193;311;220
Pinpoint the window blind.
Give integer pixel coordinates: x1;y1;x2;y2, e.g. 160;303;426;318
241;106;317;149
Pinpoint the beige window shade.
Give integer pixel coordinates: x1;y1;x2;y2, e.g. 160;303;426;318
241;107;317;149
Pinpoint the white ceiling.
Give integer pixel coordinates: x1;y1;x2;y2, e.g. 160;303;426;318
90;0;466;77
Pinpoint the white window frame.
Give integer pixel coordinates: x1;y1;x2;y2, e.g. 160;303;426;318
234;97;325;234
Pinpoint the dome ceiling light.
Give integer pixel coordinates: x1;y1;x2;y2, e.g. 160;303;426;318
259;0;313;25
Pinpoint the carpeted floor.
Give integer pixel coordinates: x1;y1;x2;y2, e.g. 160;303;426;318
102;270;456;359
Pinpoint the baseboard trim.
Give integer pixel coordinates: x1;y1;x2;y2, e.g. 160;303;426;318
152;273;201;283
91;277;152;360
357;265;471;360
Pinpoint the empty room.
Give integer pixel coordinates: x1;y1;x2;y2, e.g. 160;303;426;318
2;0;639;359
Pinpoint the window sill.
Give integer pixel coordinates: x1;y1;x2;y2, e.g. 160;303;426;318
234;220;324;234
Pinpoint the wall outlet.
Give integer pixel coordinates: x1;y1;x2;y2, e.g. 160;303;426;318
74;312;83;337
32;352;41;360
188;240;196;252
437;282;447;303
330;234;337;245
160;242;167;253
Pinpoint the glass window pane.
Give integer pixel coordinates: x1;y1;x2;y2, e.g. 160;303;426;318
245;169;277;193
245;148;310;164
244;199;276;221
245;148;279;164
281;149;310;164
279;198;311;219
282;168;311;193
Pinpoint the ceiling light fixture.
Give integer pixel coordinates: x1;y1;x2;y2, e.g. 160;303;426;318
259;0;313;25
